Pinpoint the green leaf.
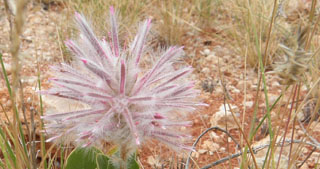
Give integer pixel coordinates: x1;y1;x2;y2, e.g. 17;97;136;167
127;154;139;169
65;147;140;169
96;154;116;169
65;147;101;169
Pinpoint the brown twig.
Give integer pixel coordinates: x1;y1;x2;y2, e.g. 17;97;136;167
298;147;316;168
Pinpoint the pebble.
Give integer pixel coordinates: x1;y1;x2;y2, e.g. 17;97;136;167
201;67;210;74
244;101;254;107
210;104;240;129
268;94;279;106
209;132;220;140
32;86;37;91
272;81;280;87
202;140;220;152
296;129;305;137
301;85;308;91
202;49;211;56
216;104;239;116
198;149;208;154
230;86;240;93
205;54;216;62
1;97;7;103
215;86;224;94
27;97;32;103
251;84;258;91
25;76;37;85
191;152;199;158
2;62;12;75
6;100;12;107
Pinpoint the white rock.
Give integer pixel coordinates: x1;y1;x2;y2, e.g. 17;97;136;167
202;140;220;152
228;137;232;142
1;97;7;103
191;152;199;158
215;86;224;94
209;132;220;140
210;104;239;129
205;54;216;62
1;63;12;75
203;49;211;56
244;101;254;107
22;76;37;85
230;86;240;94
216;104;238;116
251;84;258;91
272;81;280;87
198;149;208;154
27;97;31;103
301;85;308;91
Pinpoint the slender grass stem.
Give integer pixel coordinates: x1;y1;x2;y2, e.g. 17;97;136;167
276;85;298;169
37;59;47;169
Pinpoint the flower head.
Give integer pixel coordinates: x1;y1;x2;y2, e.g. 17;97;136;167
42;7;203;151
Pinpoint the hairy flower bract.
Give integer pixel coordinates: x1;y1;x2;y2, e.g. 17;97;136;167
42;7;203;151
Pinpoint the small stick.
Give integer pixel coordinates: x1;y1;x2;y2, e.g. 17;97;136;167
298;147;316;168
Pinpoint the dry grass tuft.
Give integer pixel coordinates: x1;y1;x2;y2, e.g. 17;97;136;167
273;26;311;85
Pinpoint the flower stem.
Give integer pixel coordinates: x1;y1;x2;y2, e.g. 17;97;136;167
119;143;129;169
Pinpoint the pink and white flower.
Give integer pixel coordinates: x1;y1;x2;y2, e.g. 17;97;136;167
42;7;203;151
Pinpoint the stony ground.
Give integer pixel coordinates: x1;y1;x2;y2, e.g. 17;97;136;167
0;1;319;169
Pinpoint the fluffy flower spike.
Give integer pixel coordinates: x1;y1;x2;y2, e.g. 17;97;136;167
42;8;204;151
